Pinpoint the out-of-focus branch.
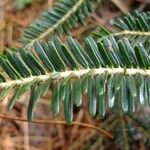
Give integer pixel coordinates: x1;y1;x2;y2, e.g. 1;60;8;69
110;0;129;13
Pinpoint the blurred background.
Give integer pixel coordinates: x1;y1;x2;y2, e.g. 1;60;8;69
0;0;150;149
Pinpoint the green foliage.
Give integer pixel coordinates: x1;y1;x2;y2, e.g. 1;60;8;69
0;36;150;123
94;11;150;51
21;0;97;48
112;11;150;32
2;0;150;148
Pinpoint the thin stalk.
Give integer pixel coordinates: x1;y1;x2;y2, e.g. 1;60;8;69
114;31;150;37
1;67;150;88
0;114;113;139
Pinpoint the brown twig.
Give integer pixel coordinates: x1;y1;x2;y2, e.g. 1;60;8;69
0;114;113;139
110;0;129;14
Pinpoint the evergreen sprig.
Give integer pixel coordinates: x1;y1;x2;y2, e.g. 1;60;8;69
21;0;97;48
94;11;150;50
0;36;150;123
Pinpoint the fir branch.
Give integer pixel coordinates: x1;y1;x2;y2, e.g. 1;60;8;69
22;0;97;48
0;36;150;122
94;11;150;48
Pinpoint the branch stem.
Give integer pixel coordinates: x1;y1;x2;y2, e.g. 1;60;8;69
0;114;113;139
114;30;150;36
1;67;150;88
